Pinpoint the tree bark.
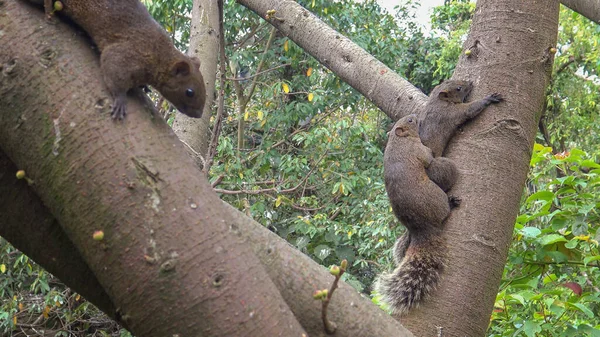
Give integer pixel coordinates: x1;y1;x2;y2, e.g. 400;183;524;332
399;0;559;336
0;150;120;325
171;0;220;167
561;0;600;24
236;0;427;121
1;2;306;336
0;1;411;336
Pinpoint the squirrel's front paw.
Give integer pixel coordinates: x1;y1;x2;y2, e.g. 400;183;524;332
111;95;127;120
487;93;503;103
448;195;462;209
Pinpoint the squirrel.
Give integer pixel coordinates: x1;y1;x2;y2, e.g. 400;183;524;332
37;0;206;119
419;80;503;158
375;114;460;314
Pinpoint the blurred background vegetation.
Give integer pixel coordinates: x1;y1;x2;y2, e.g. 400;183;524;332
2;0;599;335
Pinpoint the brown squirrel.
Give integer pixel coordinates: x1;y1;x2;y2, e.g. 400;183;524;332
375;114;459;314
38;0;206;119
420;80;502;157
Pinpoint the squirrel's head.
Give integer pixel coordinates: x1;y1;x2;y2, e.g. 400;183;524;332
159;57;206;118
393;114;419;138
436;80;473;103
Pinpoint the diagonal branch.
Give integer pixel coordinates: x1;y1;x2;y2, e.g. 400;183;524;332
236;0;427;121
561;0;600;25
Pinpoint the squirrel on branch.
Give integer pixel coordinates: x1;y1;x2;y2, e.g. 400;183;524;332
34;0;206;119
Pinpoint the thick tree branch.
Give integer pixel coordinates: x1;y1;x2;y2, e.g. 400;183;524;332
1;2;306;336
561;0;600;25
0;151;122;326
236;0;427;121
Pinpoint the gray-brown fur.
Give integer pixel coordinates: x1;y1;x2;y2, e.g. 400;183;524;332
420;80;502;157
376;228;447;314
40;0;206;119
376;114;454;314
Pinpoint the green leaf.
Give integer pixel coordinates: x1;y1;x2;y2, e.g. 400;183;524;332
526;191;554;204
520;227;541;238
583;255;600;266
567;303;595;318
314;245;331;261
509;293;526;306
523;320;542;337
536;234;567;246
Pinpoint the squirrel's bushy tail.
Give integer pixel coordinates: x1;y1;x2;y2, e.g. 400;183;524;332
375;230;446;314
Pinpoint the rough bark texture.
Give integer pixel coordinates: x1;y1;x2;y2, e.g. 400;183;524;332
0;2;306;336
236;0;427;121
561;0;600;24
171;0;219;167
0;162;412;337
399;0;559;336
0;1;412;336
0;151;120;324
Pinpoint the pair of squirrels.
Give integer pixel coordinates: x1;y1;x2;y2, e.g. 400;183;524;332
31;0;206;119
376;81;502;314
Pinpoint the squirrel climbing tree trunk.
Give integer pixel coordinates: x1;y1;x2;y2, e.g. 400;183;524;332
397;0;559;335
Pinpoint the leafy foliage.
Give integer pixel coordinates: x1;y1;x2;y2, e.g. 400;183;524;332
0;238;128;336
541;7;600;154
489;145;600;336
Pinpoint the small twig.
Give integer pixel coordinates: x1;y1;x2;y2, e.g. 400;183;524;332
233;22;267;50
215;152;326;195
289;203;325;212
523;259;600;268
317;259;347;334
582;271;600;292
211;174;224;188
328;208;341;221
181;139;206;166
228;62;294;81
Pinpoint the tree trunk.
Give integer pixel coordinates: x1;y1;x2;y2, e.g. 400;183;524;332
171;0;219;168
399;0;559;335
0;1;411;336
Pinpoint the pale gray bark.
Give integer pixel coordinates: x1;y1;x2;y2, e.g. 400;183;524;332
171;0;220;167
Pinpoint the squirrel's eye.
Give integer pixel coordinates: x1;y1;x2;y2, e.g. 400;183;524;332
185;89;195;97
456;86;462;91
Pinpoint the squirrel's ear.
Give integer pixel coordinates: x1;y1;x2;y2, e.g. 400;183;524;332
394;126;408;137
171;60;192;76
189;57;201;70
438;90;449;99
